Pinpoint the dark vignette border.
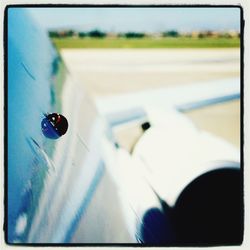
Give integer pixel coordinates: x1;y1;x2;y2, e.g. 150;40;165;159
3;3;245;247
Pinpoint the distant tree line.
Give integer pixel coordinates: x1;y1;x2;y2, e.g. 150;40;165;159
118;32;145;38
49;30;75;38
49;29;107;38
49;29;240;39
162;30;179;37
79;30;107;38
49;29;147;39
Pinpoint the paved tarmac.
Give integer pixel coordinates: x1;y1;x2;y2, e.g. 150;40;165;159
61;48;240;147
61;48;240;96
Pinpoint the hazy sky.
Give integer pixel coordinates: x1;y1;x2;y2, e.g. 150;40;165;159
28;7;241;33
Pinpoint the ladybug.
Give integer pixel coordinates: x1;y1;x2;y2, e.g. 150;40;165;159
41;113;68;139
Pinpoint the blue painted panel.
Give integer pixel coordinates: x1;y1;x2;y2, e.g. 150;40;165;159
7;8;105;244
7;8;62;243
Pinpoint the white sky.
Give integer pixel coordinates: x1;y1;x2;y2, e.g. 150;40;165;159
27;7;241;32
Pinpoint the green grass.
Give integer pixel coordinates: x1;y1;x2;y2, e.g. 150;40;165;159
52;37;240;49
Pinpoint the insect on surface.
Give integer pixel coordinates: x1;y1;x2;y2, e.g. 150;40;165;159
41;113;68;139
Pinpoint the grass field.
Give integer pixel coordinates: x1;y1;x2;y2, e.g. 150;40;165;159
52;37;240;49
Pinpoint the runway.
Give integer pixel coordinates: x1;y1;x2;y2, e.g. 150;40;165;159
61;48;240;147
61;48;240;96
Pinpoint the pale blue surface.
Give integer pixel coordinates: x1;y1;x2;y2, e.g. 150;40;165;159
8;8;58;242
28;7;241;32
7;8;105;244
